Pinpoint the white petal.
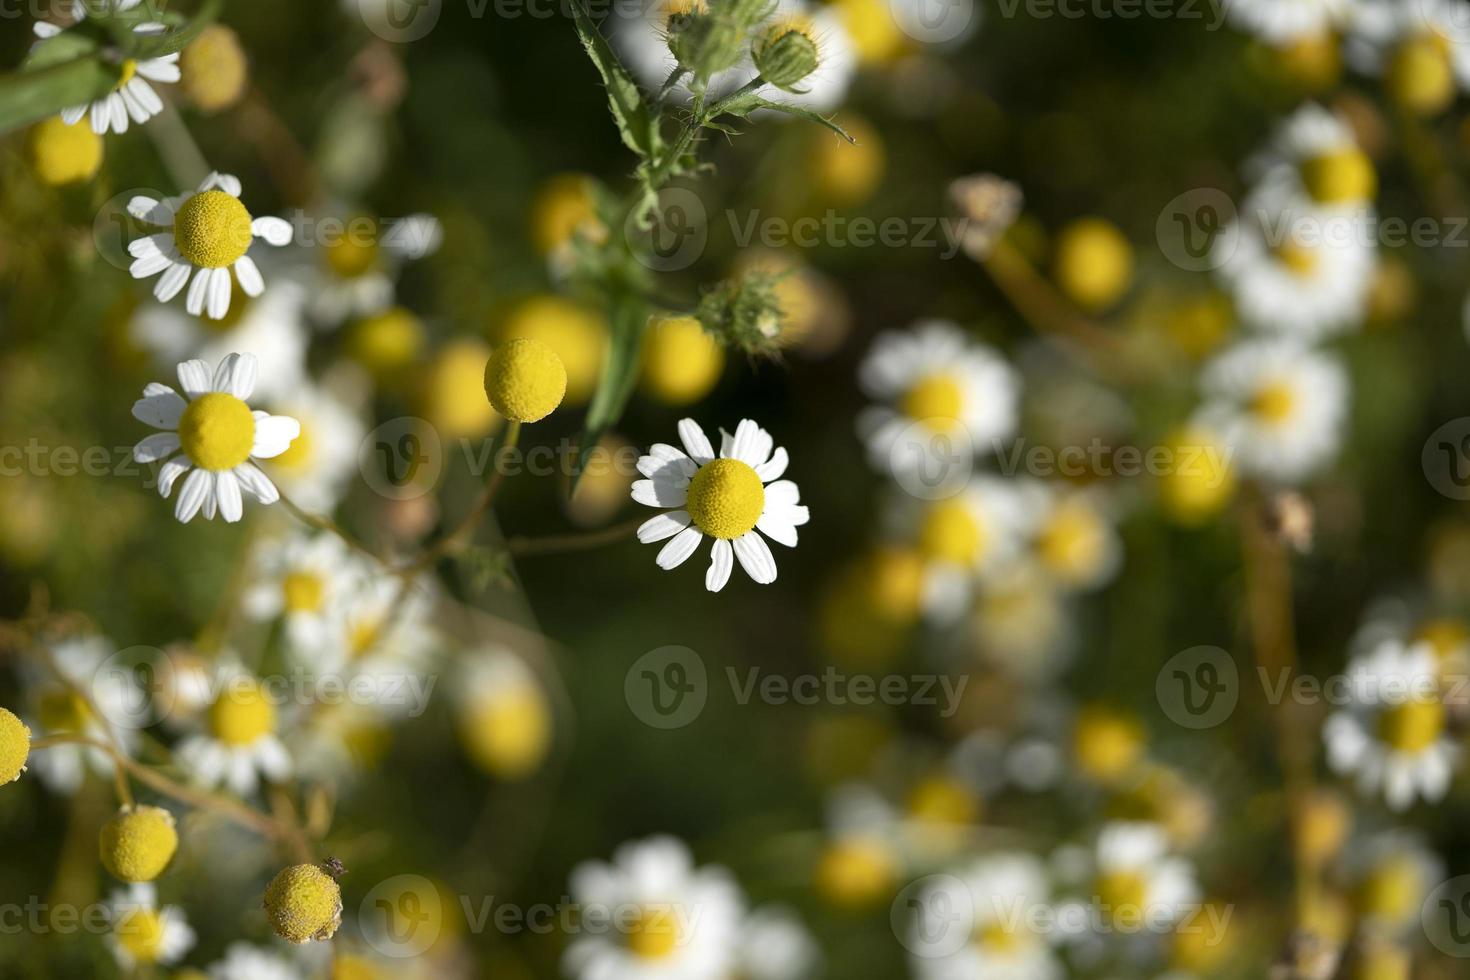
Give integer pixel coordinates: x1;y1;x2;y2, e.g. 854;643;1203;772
764;480;802;509
201;172;242;196
729;419;772;467
174;468;212;523
135;58;180;83
128;78;162;115
677;419;715;463
215;471;243;522
656;527;703;570
233;255;264;297
251;216;293;246
754;446;789;482
133;432;180;463
631;479;688;508
61;104;87;125
155;263;191;302
637;511;691;544
132;385;185;428
177;359;211;396
706;538;733;592
89;99;108;134
109;93;127;133
226;352;258;400
756;512;799;547
185;268;211;316
128;196;173;224
733;532;778;584
127;233;169;259
34;21;62;38
206;267;232;320
233;463;279;504
251;415;301;459
157;458;190;497
118;84;149;123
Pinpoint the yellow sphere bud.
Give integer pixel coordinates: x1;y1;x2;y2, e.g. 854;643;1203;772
1158;427;1236;526
1053;218;1135;312
500;296;607;404
641;315;725;405
1073;705;1146;783
179;25;249;113
1388;35;1455;116
814;837;897;910
263;861;344;944
99;805;179;882
346;306;426;379
459;683;552;780
1293;791;1351;868
483;338;567;423
28;117;103;186
420;338;500;439
0;708;30;784
530;173;605;255
808;114;885;209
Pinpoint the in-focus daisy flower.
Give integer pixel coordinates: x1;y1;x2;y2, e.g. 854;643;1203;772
1072;822;1199;931
735;906;820;980
1215;183;1375;338
1324;639;1458;810
1349;831;1443;931
130;280;309;401
309;214;441;325
857;320;1020;478
1249;103;1376;207
259;381;367;512
25;637;142;793
634;419;810;592
1347;0;1470;115
206;943;303;980
175;661;292;796
565;835;744;980
132;353;302;523
455;649;553;780
909;854;1064;980
128;173;294;319
1194;338;1349;483
1226;0;1349;45
33;2;181;134
242;532;363;651
106;883;196;970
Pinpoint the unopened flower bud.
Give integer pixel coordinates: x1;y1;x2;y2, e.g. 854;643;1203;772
753;19;820;92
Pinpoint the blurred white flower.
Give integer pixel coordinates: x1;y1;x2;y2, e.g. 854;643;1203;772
105;883;195;970
909;853;1063;980
175;660;293;797
34;3;181;134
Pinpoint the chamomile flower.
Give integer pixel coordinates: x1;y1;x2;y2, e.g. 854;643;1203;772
310;574;438;714
309;214;442;325
175;661;293;797
207;942;304;980
127;173;295;320
1072;822;1200;932
1349;830;1444;931
565;835;745;980
633;418;809;592
33;2;181;135
259;380;367;512
736;907;820;980
106;883;196;971
1027;486;1123;593
857;320;1020;478
1323;639;1458;810
909;854;1063;980
132;353;302;523
242;532;363;651
25;636;142;793
814;784;903;909
1215;183;1375;338
1194;338;1349;483
1225;0;1350;45
455;649;554;780
1347;0;1470;114
1248;103;1377;207
130;279;309;401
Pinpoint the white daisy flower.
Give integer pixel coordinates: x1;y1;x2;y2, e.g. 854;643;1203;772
242;531;364;652
1071;822;1199;933
1346;0;1470;97
857;320;1020;478
258;380;367;513
1027;485;1122;593
564;835;745;980
884;478;1035;622
132;353;302;523
127;172;295;321
633;418;810;592
971;559;1072;683
1194;338;1349;483
1224;0;1350;45
1247;103;1376;208
1348;830;1444;931
454;648;554;780
33;2;181;134
736;906;820;980
207;942;304;980
909;853;1063;980
105;883;196;970
308;213;442;325
814;784;904;907
289;702;393;785
307;573;439;718
130;279;309;401
174;660;293;797
1324;639;1459;811
1215;183;1375;339
24;636;142;793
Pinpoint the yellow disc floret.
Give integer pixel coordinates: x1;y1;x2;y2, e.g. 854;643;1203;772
483;338;568;423
100;805;179;882
1300;148;1376;205
918;499;984;566
1053;218;1135;312
0;708;30;784
500;295;607;403
209;680;275;746
420;339;499;439
28;117;103;186
814;836;896;910
346;307;426;379
173;190;254;269
1074;705;1145;783
179;25;249;113
642;315;725;405
686;458;765;539
178;392;256;471
1388;35;1455;116
281;571;325;613
627;905;682;960
1250;381;1298;425
263;861;344;944
902;373;964;431
459;685;553;780
530;173;605;255
114;905;167;963
1377;697;1445;753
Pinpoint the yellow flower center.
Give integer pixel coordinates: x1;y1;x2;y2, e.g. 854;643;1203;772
1377;698;1445;753
1096;870;1149;918
685;458;765;540
327;231;380;279
348;307;425;377
906;775;979;826
1249;381;1297;425
38;690;92;733
173;190;254;269
179;25;249;112
1388;34;1455;116
264;863;343;944
1272;238;1319;277
349;619;382;661
1358;857;1423;923
1037;503;1107;582
271;420;313;472
27;117;103;186
281;571;325;613
209;681;274;746
1074;707;1145;782
100;805;179;883
114;907;166;963
814;837;896;909
115;59;138;91
642;315;725;406
918;499;984;565
178;392;256;471
1414;618;1468;660
1300;148;1376;205
460;687;552;780
483;337;568;424
979;921;1028;956
627;905;682;960
901;374;964;431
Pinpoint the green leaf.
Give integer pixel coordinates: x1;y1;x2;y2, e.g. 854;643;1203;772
0;57;121;136
24;33;100;72
570;289;651;495
752;98;855;142
570;0;661;159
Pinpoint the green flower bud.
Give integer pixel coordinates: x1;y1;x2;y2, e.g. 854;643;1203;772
695;267;788;356
753;19;820;93
665;0;745;83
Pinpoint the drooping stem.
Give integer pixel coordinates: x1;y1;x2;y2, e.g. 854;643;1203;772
507;517;644;557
